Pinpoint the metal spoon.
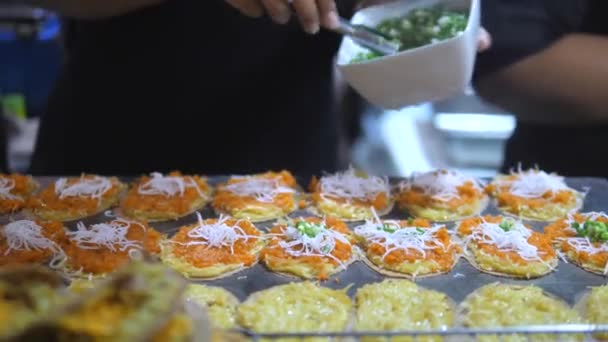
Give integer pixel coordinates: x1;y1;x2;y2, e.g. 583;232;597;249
331;17;401;56
287;4;400;56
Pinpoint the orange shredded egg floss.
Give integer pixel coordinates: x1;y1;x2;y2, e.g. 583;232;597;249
62;219;160;274
170;213;261;268
262;218;353;272
354;210;458;269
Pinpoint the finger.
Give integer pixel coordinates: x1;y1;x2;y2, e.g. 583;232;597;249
477;28;492;52
261;0;291;24
292;0;320;34
225;0;264;18
316;0;339;29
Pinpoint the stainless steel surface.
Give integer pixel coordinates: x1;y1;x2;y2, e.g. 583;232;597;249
333;17;401;55
5;176;608;339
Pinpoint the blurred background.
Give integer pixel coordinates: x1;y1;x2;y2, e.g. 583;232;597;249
0;4;513;176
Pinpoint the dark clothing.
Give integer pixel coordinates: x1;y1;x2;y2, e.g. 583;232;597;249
0;118;6;173
474;0;608;177
31;1;354;177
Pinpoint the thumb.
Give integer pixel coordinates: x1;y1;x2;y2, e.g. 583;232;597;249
477;28;492;52
225;0;265;17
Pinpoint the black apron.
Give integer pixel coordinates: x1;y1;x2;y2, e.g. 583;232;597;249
31;0;354;178
475;0;608;177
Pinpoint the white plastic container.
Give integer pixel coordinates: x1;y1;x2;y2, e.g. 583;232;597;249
336;0;480;109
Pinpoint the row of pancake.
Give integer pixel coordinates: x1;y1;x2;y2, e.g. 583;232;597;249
3;261;605;340
1;210;606;281
0;167;587;223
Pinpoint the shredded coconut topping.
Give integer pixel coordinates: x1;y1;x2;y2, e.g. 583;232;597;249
67;218;144;252
463;218;543;262
2;220;61;255
565;238;608;274
399;169;484;202
0;177;19;200
560;212;608;274
272;220;351;265
496;168;571;198
320;167;389;200
138;172;204;198
354;210;448;260
178;212;259;254
224;177;295;203
55;176;113;199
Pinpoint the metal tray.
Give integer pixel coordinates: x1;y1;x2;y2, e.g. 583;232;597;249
4;176;608;340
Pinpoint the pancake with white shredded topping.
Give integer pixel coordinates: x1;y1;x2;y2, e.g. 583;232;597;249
121;171;211;222
354;211;460;278
0;174;37;214
396;169;488;221
0;220;66;267
26;175;125;222
487;167;583;221
60;218;163;277
161;213;263;279
261;216;355;280
545;211;608;275
457;215;557;278
309;167;393;221
212;171;300;222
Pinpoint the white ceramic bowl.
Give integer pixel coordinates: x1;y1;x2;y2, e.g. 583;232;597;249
336;0;480;109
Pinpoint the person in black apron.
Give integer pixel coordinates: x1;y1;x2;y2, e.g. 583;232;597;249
28;0;356;178
474;0;608;177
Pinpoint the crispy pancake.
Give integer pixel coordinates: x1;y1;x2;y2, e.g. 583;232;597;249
0;220;66;267
212;171;299;223
161;214;263;279
184;284;239;329
354;217;460;278
458;283;582;342
61;218;163;278
121;172;212;222
457;216;557;279
0;174;37;214
487;168;583;222
26;175;126;222
545;212;608;275
309;168;393;221
261;217;355;280
237;282;352;338
355;279;455;342
396;170;488;221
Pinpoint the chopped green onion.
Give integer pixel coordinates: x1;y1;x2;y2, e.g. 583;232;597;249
350;6;468;63
499;220;514;232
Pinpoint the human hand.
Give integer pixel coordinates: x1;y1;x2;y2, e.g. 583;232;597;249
225;0;340;34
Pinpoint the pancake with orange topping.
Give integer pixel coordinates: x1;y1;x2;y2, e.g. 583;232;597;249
261;217;355;280
0;174;37;214
212;171;299;222
160;213;263;279
309;168;393;221
486;168;583;221
120;172;211;222
354;215;460;278
60;218;163;277
545;212;608;275
0;220;66;267
457;215;557;278
26;175;125;222
396;169;488;221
